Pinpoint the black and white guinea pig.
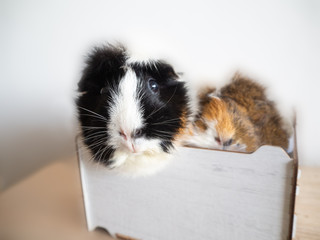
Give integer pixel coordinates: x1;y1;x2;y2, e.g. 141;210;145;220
76;44;195;176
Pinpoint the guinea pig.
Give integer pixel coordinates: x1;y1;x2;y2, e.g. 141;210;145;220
181;74;293;153
181;88;260;152
76;44;195;176
220;73;292;152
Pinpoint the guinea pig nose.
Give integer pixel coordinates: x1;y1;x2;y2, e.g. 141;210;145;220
223;139;233;147
215;137;221;145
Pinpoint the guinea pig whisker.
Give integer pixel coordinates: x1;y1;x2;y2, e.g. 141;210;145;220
78;144;105;165
83;138;106;146
91;150;104;165
81;131;107;139
82;137;108;149
84;138;108;149
138;87;147;100
91;144;107;160
154;132;174;138
82;136;106;144
152;123;180;127
152;131;173;137
95;145;114;165
151;118;181;126
153;117;181;123
154;129;175;134
78;107;107;121
145;84;178;121
95;148;106;164
82;131;107;140
153;130;175;139
78;106;106;118
79;114;108;122
81;126;106;129
84;140;105;148
82;128;107;134
79;145;102;161
152;133;172;140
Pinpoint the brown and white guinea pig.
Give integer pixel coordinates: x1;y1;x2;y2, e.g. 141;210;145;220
76;44;195;176
181;88;261;152
182;74;293;153
220;73;293;152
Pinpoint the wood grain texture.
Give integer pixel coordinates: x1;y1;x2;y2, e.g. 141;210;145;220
78;138;296;240
295;167;320;240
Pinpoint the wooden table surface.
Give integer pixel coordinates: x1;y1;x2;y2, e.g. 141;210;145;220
295;167;320;239
0;157;319;240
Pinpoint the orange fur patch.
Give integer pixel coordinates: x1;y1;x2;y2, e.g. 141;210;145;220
202;97;236;141
174;110;191;140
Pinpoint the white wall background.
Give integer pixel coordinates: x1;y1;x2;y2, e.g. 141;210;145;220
1;0;319;190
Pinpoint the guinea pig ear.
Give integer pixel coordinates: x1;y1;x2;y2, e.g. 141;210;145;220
78;44;127;93
156;60;180;80
198;87;218;100
167;67;179;80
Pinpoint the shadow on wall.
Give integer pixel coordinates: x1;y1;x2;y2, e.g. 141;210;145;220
0;123;77;191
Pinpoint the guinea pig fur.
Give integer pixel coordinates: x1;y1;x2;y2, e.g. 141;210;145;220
76;44;194;176
181;74;292;154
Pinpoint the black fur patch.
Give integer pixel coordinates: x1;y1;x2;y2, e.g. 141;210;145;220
130;61;189;152
76;44;127;165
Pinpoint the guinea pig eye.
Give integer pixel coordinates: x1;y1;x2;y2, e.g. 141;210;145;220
148;78;159;94
134;129;143;138
223;139;233;147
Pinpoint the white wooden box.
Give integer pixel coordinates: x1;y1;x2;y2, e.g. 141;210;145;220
76;134;298;240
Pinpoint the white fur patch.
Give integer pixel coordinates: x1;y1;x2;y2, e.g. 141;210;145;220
127;54;158;66
181;120;248;152
110;148;172;177
183;80;200;122
181;120;220;149
107;68;144;148
106;68;168;174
